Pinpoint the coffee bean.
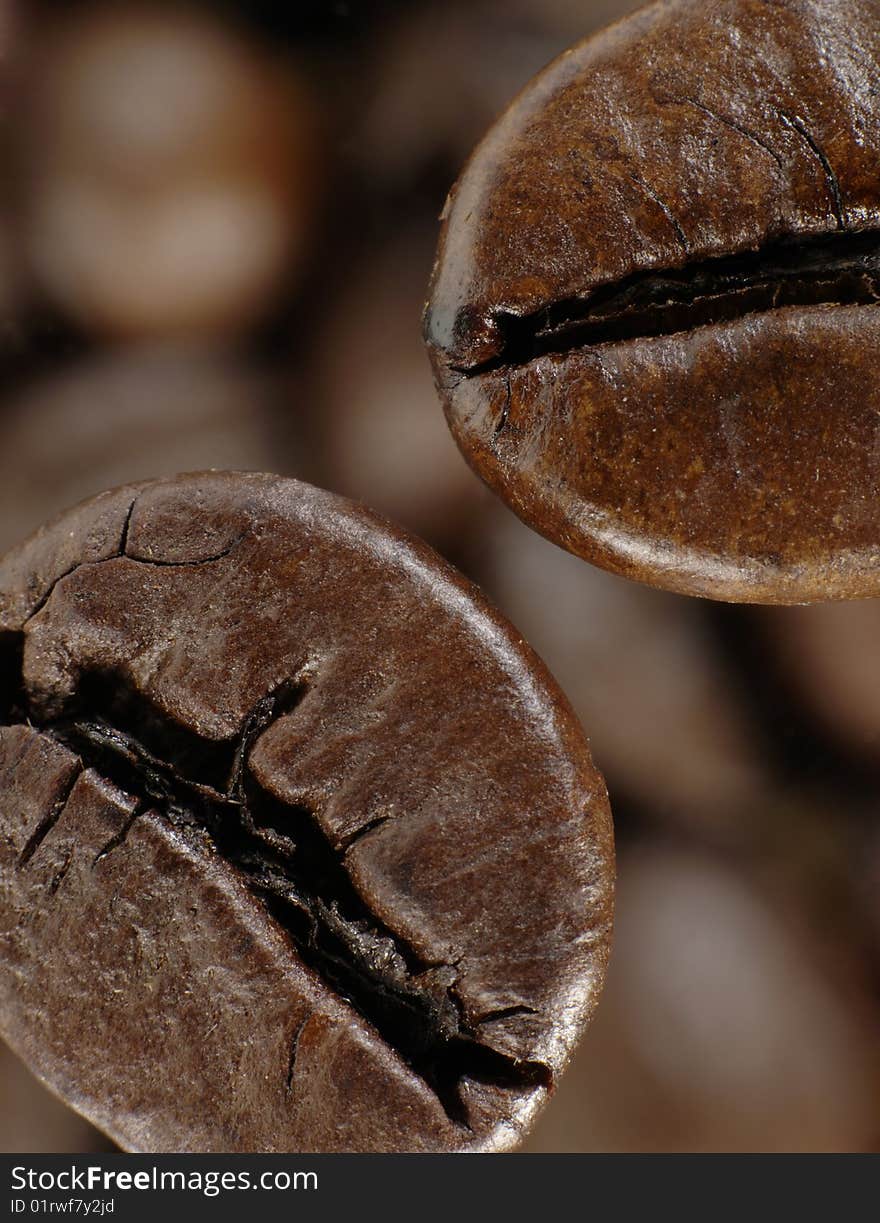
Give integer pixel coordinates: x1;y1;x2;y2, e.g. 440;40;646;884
20;6;315;340
0;472;613;1152
425;0;880;603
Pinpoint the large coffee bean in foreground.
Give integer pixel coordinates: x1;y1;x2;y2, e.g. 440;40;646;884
0;472;613;1152
426;0;880;603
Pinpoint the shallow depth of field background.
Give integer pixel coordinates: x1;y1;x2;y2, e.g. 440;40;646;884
2;0;880;1154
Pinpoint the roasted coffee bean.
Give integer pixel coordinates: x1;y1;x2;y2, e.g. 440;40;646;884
20;6;314;340
0;472;613;1152
425;0;880;603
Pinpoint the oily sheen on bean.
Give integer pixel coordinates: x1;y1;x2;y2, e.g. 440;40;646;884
425;0;880;603
0;472;613;1152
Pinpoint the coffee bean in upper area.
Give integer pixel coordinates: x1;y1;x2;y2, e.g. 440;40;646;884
426;0;880;603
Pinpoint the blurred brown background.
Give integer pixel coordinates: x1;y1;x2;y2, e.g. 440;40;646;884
2;0;880;1153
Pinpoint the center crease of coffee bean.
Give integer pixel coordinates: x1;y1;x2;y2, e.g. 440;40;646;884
451;228;880;376
0;622;550;1128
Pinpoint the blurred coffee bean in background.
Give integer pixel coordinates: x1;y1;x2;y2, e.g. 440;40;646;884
16;3;315;340
480;511;770;836
758;601;880;763
0;344;294;553
2;0;880;1154
524;845;880;1153
305;224;490;553
354;0;642;199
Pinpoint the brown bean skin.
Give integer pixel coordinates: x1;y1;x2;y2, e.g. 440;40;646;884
0;472;613;1152
425;0;880;603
